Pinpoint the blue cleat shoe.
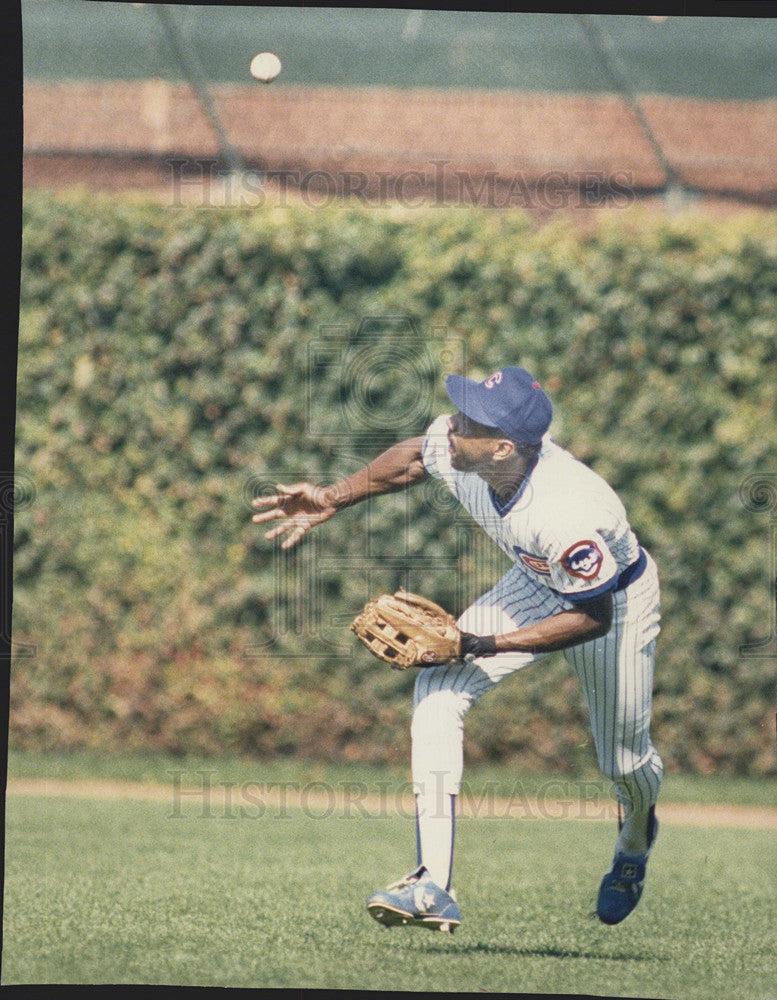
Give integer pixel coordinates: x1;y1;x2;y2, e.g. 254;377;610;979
367;865;461;933
597;807;659;925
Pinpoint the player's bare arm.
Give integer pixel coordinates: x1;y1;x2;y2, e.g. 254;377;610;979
251;436;428;549
492;592;613;653
458;593;613;659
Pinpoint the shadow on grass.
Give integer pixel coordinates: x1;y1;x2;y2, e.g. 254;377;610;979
445;941;659;961
397;936;664;962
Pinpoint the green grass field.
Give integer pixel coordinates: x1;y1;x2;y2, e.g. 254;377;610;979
3;753;776;994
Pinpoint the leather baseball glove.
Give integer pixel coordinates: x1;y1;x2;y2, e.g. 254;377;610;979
350;589;462;670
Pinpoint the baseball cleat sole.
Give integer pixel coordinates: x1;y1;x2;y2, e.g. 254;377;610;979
367;902;459;932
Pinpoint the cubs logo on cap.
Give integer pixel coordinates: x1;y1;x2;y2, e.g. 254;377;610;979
444;366;553;445
561;540;604;580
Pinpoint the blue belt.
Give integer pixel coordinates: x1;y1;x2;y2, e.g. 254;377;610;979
614;547;647;592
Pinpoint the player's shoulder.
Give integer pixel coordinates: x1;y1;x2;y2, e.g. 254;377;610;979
422;414;448;454
422;413;455;480
424;413;449;441
527;437;615;518
532;436;589;488
536;437;611;487
539;435;585;466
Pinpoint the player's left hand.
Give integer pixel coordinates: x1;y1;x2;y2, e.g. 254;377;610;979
251;482;337;549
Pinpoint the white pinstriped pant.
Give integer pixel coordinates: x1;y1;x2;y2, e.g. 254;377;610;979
411;551;663;816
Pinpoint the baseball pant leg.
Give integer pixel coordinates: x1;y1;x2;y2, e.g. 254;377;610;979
411;567;569;889
563;553;662;854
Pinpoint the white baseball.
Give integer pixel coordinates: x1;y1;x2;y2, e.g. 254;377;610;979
250;52;282;83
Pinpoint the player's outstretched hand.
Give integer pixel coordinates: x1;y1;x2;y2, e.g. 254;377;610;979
251;482;337;549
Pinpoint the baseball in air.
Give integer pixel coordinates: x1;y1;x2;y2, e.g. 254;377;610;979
250;52;282;83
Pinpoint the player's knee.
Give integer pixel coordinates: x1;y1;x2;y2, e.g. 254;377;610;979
597;748;633;783
411;687;471;740
600;752;662;788
601;760;628;783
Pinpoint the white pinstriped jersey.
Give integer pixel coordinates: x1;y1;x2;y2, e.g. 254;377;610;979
422;414;642;604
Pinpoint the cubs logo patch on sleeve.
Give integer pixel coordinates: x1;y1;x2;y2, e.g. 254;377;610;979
561;540;604;580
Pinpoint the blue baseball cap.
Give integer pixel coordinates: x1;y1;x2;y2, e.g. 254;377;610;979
445;367;553;445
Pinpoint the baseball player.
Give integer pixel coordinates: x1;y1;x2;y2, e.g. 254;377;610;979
252;366;662;931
